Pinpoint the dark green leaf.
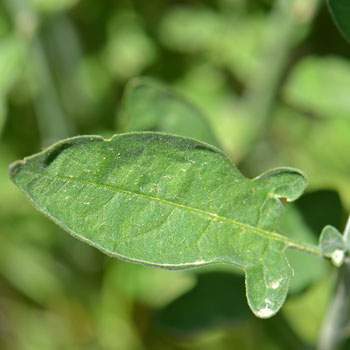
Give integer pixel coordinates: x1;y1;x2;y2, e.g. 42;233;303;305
328;0;350;42
120;77;220;147
294;190;347;236
9;132;319;318
156;272;251;333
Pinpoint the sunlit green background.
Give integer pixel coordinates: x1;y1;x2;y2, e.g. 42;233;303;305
1;0;349;349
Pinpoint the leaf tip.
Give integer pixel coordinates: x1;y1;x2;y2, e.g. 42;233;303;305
255;306;275;319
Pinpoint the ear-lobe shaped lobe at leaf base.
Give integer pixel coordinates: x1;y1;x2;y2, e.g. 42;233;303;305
255;168;308;202
253;168;308;231
245;245;292;318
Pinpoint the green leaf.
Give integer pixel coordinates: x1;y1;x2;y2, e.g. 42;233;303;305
319;225;346;266
120;77;220;147
283;56;350;120
157;272;251;333
328;0;350;42
9;132;319;318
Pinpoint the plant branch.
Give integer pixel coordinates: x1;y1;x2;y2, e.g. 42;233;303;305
317;263;350;350
343;214;350;250
317;215;350;350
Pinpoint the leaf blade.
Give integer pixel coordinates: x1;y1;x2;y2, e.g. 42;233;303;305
9;132;318;317
319;225;346;266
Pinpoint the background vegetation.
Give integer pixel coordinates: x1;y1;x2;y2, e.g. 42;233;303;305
0;0;349;349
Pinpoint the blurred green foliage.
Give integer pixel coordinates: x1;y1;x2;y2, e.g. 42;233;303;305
327;0;350;43
0;0;349;349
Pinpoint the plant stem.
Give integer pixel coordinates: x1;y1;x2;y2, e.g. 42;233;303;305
343;214;350;250
317;215;350;350
317;264;350;350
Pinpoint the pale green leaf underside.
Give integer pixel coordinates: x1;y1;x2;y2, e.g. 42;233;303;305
319;225;345;257
319;225;347;266
9;133;317;318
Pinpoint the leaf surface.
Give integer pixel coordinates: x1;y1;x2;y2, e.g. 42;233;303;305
319;225;347;266
9;132;318;318
328;0;350;42
319;226;345;257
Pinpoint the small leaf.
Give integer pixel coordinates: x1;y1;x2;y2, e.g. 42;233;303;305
328;0;350;42
319;225;345;257
9;132;317;318
319;225;346;266
120;77;220;147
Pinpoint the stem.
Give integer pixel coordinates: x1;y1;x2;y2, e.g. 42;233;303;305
287;241;323;258
343;214;350;250
317;215;350;350
317;263;350;350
